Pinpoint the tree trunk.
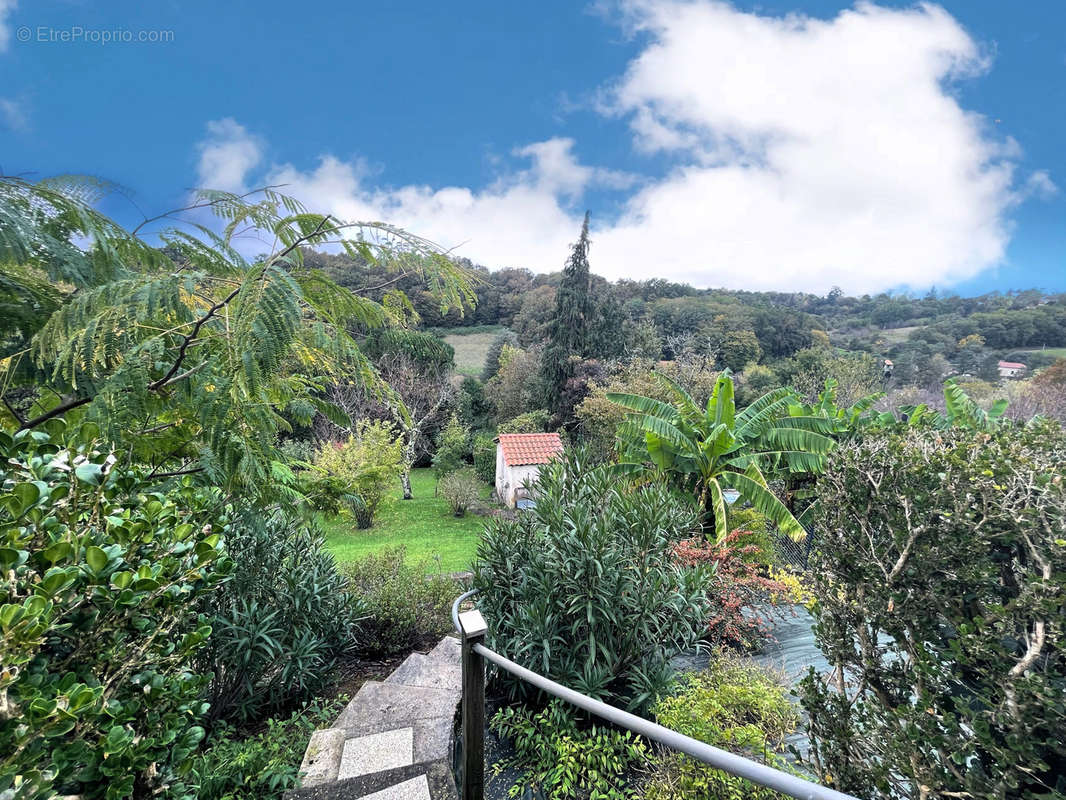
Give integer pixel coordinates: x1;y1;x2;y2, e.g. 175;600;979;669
401;435;418;500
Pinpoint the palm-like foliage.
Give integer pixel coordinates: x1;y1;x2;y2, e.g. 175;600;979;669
771;378;883;524
873;378;1007;432
608;371;834;542
0;176;475;495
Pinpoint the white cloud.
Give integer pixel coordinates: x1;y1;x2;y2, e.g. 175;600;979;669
194;1;1046;293
195;118;263;193
0;97;26;130
1022;170;1058;200
0;0;16;52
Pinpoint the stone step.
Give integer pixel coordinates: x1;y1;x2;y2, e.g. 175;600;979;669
334;681;460;736
427;635;461;664
357;774;430;800
338;727;414;780
287;761;456;800
290;635;463;799
385;653;462;692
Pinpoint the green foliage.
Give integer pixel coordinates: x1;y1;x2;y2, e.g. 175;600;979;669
482;330;519;381
719;329;762;372
609;371;833;542
473;433;497;483
874;377;1009;432
486;344;544;424
437;468;481;516
801;422;1066;798
191;696;346;800
361;328;454;370
432;414;471;479
458;375;493;431
0;421;229;800
473;449;712;711
541;213;595;413
199;512;360;725
310;421;404;527
0;177;474;498
645;657;798;800
491;701;649;800
575;360;720;461
341;547;458;656
498;409;550;434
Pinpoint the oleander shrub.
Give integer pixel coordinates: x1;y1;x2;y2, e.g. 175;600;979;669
473;449;713;711
0;421;230;800
491;701;649;800
800;421;1066;799
191;695;347;800
341;547;458;656
438;468;481;516
644;656;799;800
198;511;361;725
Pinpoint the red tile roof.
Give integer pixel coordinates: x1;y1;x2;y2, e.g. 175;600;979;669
998;361;1027;369
497;433;563;466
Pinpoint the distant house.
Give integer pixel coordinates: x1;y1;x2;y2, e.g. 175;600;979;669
998;360;1028;379
495;433;563;508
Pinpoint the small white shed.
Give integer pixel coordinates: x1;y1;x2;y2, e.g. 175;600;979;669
495;433;563;508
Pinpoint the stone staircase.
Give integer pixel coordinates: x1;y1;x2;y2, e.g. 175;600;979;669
288;636;462;800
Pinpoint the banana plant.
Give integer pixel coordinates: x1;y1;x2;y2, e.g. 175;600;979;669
607;371;834;542
770;377;884;525
873;378;1007;432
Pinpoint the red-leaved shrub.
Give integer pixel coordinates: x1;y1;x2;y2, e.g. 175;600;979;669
673;530;790;648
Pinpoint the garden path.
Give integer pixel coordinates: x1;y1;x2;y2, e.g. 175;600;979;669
288;636;462;800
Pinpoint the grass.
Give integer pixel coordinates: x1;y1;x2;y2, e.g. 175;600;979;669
1015;347;1066;358
321;468;489;573
877;325;921;344
440;326;510;377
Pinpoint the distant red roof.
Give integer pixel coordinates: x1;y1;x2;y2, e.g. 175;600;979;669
998;361;1027;369
497;433;563;466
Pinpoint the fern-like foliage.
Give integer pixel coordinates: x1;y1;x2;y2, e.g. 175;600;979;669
0;175;476;496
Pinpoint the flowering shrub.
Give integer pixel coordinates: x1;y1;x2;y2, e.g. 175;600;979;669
672;530;790;648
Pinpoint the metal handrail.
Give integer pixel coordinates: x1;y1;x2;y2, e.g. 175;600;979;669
451;588;861;800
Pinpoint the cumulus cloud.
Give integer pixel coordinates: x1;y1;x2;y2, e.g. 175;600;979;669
195;118;263;193
194;1;1046;293
0;0;16;52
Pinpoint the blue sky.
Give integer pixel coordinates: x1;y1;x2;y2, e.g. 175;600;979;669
1;0;1063;296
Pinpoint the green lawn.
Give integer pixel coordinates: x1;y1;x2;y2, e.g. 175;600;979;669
321;468;489;573
441;326;509;377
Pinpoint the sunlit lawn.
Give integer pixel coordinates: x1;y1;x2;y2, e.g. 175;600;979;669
321;468;490;573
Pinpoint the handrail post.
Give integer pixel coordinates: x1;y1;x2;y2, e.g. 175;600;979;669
458;609;488;800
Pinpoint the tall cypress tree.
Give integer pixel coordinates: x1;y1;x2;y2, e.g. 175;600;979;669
541;212;593;414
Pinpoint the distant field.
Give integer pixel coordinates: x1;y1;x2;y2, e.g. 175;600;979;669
1016;347;1066;359
441;326;509;377
877;325;921;344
